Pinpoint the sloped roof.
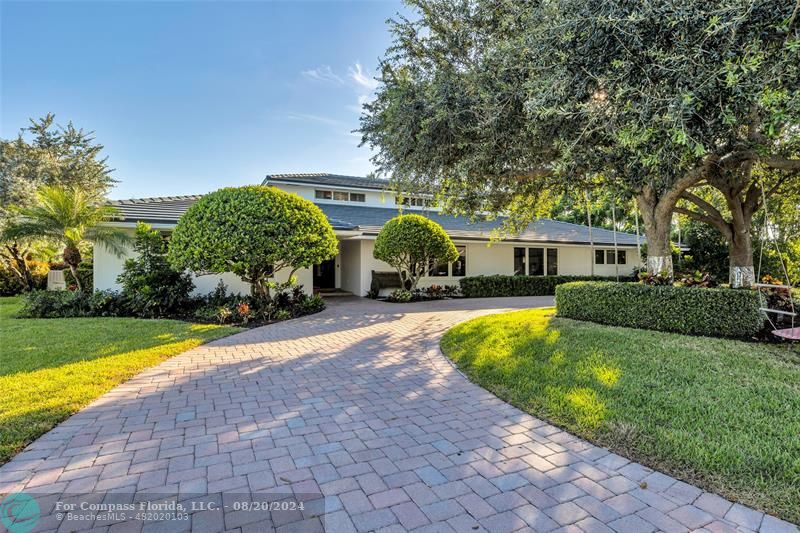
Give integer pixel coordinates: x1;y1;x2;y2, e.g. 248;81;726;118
108;195;642;246
108;195;201;224
263;173;390;191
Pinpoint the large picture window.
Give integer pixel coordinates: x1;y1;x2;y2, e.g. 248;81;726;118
528;248;544;276
515;247;559;275
429;259;449;276
427;245;467;277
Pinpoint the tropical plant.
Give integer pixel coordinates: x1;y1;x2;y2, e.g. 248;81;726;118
3;185;128;291
359;0;800;279
116;222;195;317
167;186;338;298
373;214;458;291
387;288;413;303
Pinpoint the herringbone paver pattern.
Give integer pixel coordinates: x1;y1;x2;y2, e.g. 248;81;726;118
0;296;796;533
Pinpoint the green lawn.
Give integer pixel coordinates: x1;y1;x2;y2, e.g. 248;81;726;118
0;297;240;464
441;308;800;524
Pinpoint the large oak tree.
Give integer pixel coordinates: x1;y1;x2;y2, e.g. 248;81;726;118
360;0;799;279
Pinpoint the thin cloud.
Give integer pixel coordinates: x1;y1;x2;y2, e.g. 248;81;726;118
302;65;344;85
348;62;379;91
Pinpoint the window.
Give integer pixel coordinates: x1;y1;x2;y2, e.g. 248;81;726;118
595;250;605;265
315;189;366;203
429;259;449;276
428;245;466;277
547;248;558;276
396;196;437;208
452;246;466;277
594;249;628;265
514;247;526;275
529;248;544;276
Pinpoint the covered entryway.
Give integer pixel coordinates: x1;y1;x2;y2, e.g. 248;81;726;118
313;257;336;290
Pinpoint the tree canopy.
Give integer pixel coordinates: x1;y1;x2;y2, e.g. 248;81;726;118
360;0;799;277
373;214;458;290
167;186;338;297
1;114;115;214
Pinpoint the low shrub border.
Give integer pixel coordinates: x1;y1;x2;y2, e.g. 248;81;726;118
459;274;633;298
17;283;326;327
555;281;764;338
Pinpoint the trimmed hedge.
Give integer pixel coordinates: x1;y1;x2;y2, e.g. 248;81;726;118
459;275;633;298
555;281;764;338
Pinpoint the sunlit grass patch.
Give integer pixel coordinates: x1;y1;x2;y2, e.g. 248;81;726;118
0;296;240;463
441;307;800;524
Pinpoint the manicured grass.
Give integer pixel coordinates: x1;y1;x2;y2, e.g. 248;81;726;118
441;308;800;523
0;297;240;464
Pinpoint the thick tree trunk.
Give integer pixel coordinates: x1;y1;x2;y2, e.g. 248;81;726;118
728;232;755;288
636;190;675;278
721;182;756;288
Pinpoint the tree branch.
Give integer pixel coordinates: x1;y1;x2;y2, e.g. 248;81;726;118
761;155;800;172
674;207;732;239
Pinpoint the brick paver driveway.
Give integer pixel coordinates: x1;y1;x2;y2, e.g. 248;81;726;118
1;296;796;533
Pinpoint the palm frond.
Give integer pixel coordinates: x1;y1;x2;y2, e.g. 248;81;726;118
4;184;129;258
85;225;131;257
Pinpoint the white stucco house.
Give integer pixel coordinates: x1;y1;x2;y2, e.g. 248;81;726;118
96;173;643;296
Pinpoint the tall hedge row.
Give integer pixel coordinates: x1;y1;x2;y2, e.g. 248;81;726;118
555;282;764;338
459;275;633;298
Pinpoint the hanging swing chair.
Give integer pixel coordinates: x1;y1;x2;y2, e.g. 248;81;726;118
754;182;798;341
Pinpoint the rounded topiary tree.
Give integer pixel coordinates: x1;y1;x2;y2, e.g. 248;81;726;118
374;214;458;290
168;185;338;298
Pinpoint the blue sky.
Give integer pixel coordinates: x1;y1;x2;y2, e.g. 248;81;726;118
1;1;407;199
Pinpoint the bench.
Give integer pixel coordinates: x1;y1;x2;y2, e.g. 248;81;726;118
370;270;403;294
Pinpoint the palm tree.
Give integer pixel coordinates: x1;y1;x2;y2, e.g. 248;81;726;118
3;185;129;292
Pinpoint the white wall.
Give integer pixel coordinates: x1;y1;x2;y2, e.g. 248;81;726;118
349;239;642;296
339;240;362;294
93;230;137;292
94;237;313;296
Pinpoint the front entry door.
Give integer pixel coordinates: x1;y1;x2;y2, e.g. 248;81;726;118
314;258;336;289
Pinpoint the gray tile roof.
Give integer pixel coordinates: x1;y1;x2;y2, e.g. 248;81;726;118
109;195;642;246
263;173;390;191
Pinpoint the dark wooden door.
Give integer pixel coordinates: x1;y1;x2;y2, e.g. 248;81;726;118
314;258;336;289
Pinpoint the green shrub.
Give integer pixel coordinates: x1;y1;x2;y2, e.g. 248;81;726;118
298;294;326;315
168;186;338;298
19;289;125;318
192;282;325;325
555;282;764;338
459;275;632;298
388;289;413;302
117;222;195;318
373;214;458;290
